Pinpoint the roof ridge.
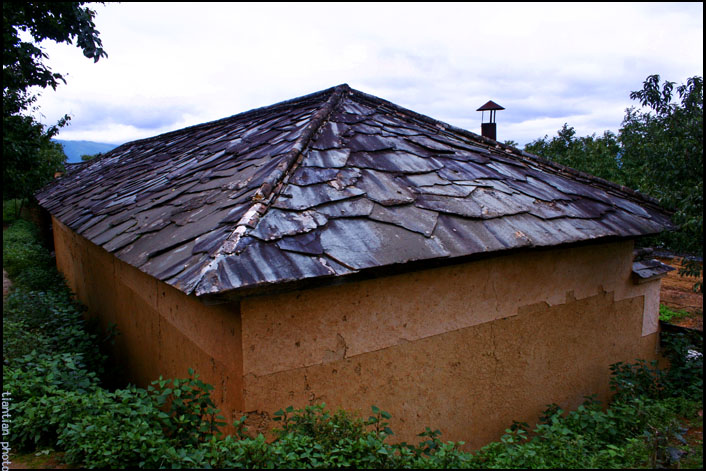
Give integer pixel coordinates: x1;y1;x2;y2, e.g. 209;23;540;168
189;84;350;295
346;88;666;212
37;86;350;198
84;85;345;163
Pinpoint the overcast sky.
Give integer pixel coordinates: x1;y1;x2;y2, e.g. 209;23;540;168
30;2;703;147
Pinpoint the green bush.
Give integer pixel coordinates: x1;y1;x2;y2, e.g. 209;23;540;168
153;404;473;469
611;332;702;403
4;351;101;450
148;369;227;449
4;351;100;403
610;360;667;402
467;395;693;469
1;318;50;359
468;330;703;469
661;332;703;401
58;387;172;469
3;288;106;374
13;389;105;451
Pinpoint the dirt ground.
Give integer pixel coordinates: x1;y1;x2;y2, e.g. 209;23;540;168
8;452;69;470
657;256;703;331
3;269;11;298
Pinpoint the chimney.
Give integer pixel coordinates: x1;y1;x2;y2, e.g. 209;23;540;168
476;100;505;141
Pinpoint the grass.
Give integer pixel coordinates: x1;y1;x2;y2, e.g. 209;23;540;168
659;304;691;323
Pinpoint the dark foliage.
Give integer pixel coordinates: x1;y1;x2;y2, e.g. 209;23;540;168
3;2;107;200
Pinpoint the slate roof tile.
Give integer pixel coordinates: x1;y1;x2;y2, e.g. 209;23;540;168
632;259;675;282
414;194;484;218
249;209;327;241
36;84;675;298
431;214;508;255
318;218;450;270
301;148;350;167
353;169;416;206
315;197;375;218
369;203;439;236
272;182;366;210
348;151;443;173
275;231;325;255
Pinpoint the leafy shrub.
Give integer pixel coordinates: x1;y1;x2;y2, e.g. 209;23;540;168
148;369;227;449
174;433;275;469
273;403;369;445
4;288;106;374
13;388;107;451
2;217;37;244
4;351;100;403
661;332;703;401
14;265;66;291
2;318;50;359
467;395;686;469
268;404;394;469
610;332;702;403
58;386;172;469
4;351;101;450
139;403;474;469
610;359;667;402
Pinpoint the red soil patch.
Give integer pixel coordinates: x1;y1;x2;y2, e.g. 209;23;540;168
657;257;703;331
8;452;69;469
3;269;11;298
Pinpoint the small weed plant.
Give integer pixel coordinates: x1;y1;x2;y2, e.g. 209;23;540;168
3;218;703;468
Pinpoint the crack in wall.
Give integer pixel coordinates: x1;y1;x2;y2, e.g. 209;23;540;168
322;333;348;364
490;272;500;317
490;322;500;381
245;286;646;382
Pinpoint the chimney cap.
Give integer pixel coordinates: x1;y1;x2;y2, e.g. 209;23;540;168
476;100;505;111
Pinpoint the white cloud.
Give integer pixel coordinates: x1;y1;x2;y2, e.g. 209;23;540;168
27;2;702;146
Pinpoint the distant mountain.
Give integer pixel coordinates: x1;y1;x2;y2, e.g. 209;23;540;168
53;139;121;163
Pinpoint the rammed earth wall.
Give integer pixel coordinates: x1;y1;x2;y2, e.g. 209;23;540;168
52;215;662;449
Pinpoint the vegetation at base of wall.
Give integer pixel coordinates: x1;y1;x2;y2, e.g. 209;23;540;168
3;218;703;469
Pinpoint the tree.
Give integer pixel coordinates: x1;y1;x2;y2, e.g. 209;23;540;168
524;75;703;290
524;123;623;183
3;2;107;203
620;75;703;289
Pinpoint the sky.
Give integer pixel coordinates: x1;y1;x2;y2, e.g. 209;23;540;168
29;2;703;147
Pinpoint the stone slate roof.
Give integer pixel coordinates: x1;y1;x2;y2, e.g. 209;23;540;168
632;259;675;283
36;84;674;298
